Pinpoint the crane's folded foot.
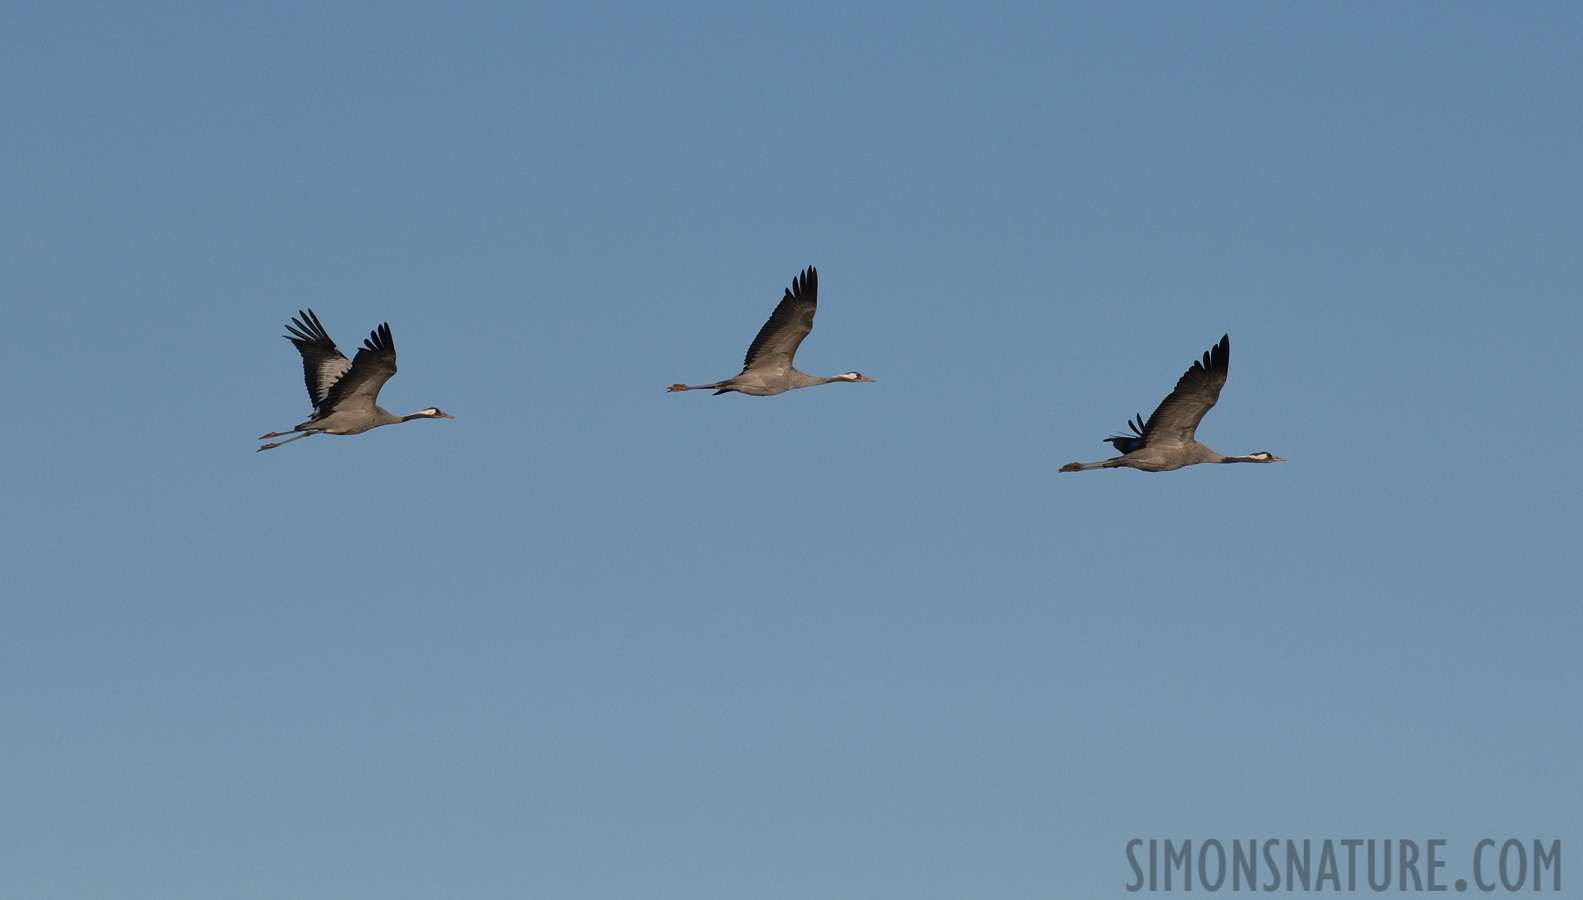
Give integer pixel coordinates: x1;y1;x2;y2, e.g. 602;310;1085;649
259;432;282;439
667;384;688;392
257;443;278;452
1058;462;1083;473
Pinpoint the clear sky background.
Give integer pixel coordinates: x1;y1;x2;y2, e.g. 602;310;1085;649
2;3;1579;897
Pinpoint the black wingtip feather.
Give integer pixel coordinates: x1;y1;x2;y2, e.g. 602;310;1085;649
787;265;817;303
364;322;393;353
284;309;335;346
1187;334;1230;377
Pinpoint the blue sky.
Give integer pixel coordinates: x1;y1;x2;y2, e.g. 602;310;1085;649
2;3;1579;897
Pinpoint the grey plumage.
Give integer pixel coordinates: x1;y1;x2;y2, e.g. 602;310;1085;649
258;310;452;451
668;266;874;396
1059;335;1283;473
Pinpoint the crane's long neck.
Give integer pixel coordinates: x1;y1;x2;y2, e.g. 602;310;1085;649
399;407;453;423
795;371;871;388
1217;452;1282;463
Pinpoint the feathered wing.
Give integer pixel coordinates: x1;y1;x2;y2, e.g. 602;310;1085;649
284;309;352;413
741;266;817;374
1138;334;1230;447
320;323;399;415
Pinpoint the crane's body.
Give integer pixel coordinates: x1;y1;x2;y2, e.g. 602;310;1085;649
1059;335;1282;473
669;266;873;396
258;310;452;451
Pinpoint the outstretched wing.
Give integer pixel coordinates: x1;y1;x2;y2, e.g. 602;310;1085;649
284;309;352;413
1138;334;1230;448
741;266;817;374
320;323;399;415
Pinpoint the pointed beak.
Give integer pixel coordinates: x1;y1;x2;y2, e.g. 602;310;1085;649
857;375;875;382
439;412;455;419
1271;455;1285;461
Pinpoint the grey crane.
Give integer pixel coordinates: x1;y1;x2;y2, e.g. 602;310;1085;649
668;266;874;396
1059;334;1283;473
258;310;453;451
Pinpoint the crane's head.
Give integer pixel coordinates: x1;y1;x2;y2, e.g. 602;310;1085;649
413;407;454;420
837;372;875;383
1243;451;1284;462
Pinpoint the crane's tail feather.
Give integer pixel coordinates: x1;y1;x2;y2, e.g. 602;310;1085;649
1102;413;1147;453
